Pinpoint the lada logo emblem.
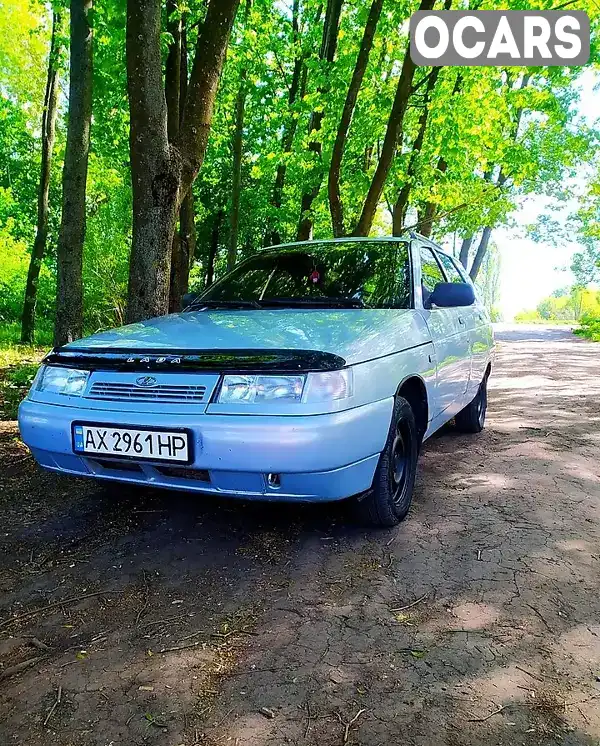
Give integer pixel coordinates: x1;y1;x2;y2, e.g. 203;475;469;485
135;375;158;387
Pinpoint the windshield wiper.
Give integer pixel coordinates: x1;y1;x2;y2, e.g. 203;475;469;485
186;299;262;311
260;297;365;309
186;297;365;311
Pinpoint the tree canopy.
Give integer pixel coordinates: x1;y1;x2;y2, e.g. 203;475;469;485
0;0;598;341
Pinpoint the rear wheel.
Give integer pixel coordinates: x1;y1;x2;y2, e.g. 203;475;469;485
354;396;419;527
455;375;488;433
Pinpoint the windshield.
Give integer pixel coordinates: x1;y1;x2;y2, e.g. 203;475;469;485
195;241;411;310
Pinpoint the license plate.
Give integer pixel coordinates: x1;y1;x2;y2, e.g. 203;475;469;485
72;423;191;463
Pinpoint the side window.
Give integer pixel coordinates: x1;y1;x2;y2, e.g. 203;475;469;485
394;241;411;308
436;252;464;284
419;246;446;297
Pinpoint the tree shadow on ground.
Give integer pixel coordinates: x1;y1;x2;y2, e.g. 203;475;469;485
1;329;599;745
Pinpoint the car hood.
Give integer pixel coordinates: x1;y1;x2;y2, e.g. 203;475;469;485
63;309;431;366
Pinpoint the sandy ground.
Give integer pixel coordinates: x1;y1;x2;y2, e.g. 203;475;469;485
1;324;599;746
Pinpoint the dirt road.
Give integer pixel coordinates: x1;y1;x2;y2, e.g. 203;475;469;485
1;325;599;745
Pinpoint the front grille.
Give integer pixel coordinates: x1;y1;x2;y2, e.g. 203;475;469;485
87;382;207;403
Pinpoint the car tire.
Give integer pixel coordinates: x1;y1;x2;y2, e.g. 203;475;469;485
455;374;488;434
354;396;419;528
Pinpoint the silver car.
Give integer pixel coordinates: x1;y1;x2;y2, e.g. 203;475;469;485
19;234;494;526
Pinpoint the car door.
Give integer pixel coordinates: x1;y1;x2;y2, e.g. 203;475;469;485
443;252;493;398
416;243;471;418
434;250;476;391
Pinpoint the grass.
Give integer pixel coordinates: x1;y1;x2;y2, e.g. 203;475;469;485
0;319;103;420
0;341;49;420
513;318;576;325
0;320;53;419
0;320;53;347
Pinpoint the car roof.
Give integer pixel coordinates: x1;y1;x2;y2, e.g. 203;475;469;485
259;232;439;254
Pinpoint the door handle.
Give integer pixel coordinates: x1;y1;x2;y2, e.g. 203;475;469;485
458;316;465;325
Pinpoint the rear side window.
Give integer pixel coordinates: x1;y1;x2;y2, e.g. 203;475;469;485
419;247;445;294
436;252;464;284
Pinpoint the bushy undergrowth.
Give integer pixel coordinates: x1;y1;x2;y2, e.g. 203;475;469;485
575;315;600;341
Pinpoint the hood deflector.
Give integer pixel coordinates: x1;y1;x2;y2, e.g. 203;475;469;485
45;348;347;373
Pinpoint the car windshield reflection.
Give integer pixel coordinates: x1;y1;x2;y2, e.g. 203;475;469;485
189;241;411;311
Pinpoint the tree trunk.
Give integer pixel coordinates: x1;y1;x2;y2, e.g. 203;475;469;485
228;0;251;272
165;2;185;315
266;63;306;246
413;71;462;237
393;0;451;236
178;21;196;274
266;0;308;246
417;161;447;234
126;0;239;323
392;66;442;236
176;0;241;189
228;79;245;270
460;77;529;279
206;209;223;287
54;0;93;347
21;11;61;344
165;0;181;142
266;84;307;246
126;0;180;323
296;0;343;241
469;226;492;282
467;169;507;278
392;185;410;237
459;235;473;269
328;0;384;238
352;0;435;238
168;15;197;313
418;201;436;238
180;191;196;268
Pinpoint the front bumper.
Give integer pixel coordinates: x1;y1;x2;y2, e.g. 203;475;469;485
18;398;393;502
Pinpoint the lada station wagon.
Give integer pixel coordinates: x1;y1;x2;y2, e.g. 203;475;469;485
19;235;494;526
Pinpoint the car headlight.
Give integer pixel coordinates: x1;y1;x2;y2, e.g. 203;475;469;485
217;374;305;403
34;366;89;397
216;369;352;404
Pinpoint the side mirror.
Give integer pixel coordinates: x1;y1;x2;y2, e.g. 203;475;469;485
428;282;475;308
182;292;197;310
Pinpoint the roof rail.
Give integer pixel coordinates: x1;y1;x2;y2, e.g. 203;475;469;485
409;231;444;248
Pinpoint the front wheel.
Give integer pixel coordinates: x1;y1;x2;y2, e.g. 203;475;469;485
354;396;419;527
455;375;488;433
